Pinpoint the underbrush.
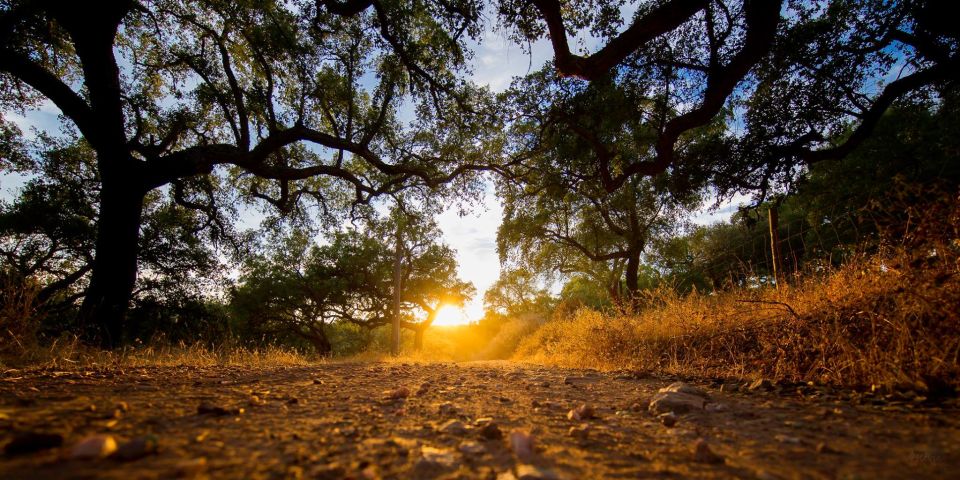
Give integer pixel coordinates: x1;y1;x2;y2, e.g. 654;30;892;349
515;204;960;391
1;336;311;370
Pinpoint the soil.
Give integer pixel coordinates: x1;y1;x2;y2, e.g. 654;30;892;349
1;361;958;479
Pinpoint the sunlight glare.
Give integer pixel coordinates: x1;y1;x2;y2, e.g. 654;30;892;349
432;304;470;326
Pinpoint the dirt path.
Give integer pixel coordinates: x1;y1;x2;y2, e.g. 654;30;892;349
1;361;958;479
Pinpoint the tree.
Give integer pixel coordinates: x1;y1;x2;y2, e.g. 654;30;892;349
0;134;223;337
231;212;473;355
0;0;490;346
497;0;959;195
498;75;700;301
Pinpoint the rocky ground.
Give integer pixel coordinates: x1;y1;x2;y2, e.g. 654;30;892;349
1;361;959;479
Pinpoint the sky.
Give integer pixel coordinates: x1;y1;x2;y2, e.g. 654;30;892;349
0;14;746;326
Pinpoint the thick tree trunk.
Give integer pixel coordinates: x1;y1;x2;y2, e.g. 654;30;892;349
78;180;145;348
624;254;640;295
413;327;424;352
306;331;332;356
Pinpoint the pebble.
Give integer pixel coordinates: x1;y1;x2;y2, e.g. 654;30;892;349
516;464;558;480
566;404;595;421
69;434;118;459
478;422;503;440
692;438;724;463
658;412;677;427
383;387;410;400
509;429;535;460
648;391;706;414
197;402;243;416
114;436;159;461
3;432;63;455
418;446;457;469
439;419;467;435
459;440;486;455
567;424;590;439
659;382;708;398
749;379;775;391
175;457;208;476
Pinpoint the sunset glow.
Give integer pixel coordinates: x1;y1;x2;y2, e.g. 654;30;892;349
432;304;471;326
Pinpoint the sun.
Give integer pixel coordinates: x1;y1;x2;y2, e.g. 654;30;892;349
432;304;470;326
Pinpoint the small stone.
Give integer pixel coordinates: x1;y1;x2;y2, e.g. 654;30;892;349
748;379;775;391
437;402;459;415
383;387;410;400
566;403;594;421
567;424;590;439
816;442;841;454
3;432;63;455
114;401;130;412
439;420;467;435
175;457;208;477
478;422;503;440
249;395;266;406
69;434;118;459
197;402;243;416
658;412;677;427
416;383;430;396
705;403;727;412
516;464;558;480
114;436;159;461
774;434;802;444
648;391;706;414
692;438;723;464
419;446;457;468
459;440;486;455
509;429;535;460
659;382;708;398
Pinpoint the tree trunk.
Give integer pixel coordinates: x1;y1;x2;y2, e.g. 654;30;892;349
624;254;640;295
78;180;145;348
413;327;425;352
306;331;332;356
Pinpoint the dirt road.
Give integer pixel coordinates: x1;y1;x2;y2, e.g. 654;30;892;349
1;361;958;479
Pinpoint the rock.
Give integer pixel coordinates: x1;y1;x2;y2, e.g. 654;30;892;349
705;403;728;412
437;402;459;415
114;436;159;461
197;402;243;416
692;439;723;464
509;429;535;460
478;422;503;440
816;442;841;454
567;424;590;439
566;404;594;421
249;395;267;406
648;391;706;414
459;440;486;455
175;457;208;477
439;420;467;435
114;401;130;412
497;473;519;480
658;412;677;427
774;434;802;444
748;379;775;391
516;464;558;480
3;432;64;455
416;382;430;396
417;446;457;471
720;383;740;393
659;382;708;398
383;387;410;400
69;435;118;459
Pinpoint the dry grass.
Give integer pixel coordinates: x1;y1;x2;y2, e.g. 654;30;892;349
515;214;960;391
1;336;312;370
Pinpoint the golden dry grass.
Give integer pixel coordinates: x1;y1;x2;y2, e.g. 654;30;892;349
1;337;312;370
514;243;960;390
